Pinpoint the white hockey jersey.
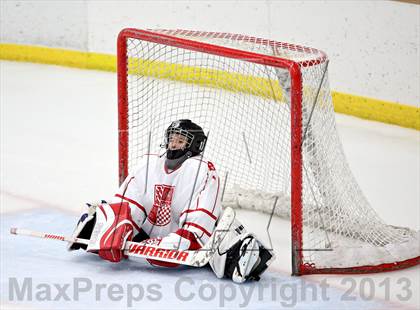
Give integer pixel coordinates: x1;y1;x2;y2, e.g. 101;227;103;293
113;154;222;252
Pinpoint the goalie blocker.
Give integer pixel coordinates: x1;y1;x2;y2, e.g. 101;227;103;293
68;201;275;283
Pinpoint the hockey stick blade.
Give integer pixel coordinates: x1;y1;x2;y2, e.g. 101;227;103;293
9;207;236;267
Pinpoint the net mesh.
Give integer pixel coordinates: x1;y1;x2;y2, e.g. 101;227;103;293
121;29;419;271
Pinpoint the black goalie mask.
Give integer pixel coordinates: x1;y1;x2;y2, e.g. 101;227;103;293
164;120;207;162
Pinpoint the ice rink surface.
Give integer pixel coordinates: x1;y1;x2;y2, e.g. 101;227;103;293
1;61;419;309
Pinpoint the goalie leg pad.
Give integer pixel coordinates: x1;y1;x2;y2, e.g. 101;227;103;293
224;235;260;283
209;219;275;283
68;202;100;251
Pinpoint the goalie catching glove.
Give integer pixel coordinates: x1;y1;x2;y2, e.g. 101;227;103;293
68;201;134;262
209;218;275;283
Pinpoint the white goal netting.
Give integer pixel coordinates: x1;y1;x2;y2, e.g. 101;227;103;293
119;29;419;274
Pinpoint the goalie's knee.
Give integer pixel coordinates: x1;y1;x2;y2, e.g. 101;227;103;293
209;219;275;283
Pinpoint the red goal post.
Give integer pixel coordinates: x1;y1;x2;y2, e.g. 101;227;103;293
117;28;419;275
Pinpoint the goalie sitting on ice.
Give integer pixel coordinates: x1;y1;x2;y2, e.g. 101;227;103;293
68;119;274;283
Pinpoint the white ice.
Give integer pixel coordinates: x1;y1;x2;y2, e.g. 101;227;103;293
1;61;419;309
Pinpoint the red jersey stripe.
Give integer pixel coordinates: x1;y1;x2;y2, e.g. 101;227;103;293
180;208;217;220
175;228;201;250
115;194;147;217
184;222;211;237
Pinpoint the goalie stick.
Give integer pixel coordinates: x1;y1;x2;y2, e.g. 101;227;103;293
10;207;235;267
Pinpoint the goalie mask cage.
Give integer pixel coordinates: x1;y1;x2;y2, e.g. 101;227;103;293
117;28;419;275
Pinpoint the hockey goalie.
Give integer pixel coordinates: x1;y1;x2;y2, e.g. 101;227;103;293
68;119;274;283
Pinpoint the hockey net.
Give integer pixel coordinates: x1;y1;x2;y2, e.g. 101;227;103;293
117;28;419;275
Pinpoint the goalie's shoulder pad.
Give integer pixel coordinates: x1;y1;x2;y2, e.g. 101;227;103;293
209;218;275;283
